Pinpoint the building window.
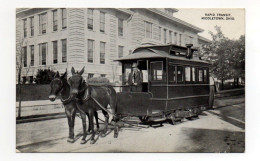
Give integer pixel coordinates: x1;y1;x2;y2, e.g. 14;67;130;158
22;47;27;67
100;11;105;32
145;21;152;39
118;18;123;36
151;62;163;81
39;13;47;34
163;29;167;44
101;74;106;77
61;39;67;63
30;45;34;66
174;32;177;44
88;39;94;63
22;76;26;84
88;9;94;30
169;31;172;43
23;19;27;38
53;41;58;64
118;46;124;58
62;9;67;29
39;43;47;65
100;42;105;64
158;26;161;41
185;66;191;82
189;36;193;44
53;10;58;31
30;17;34;36
179;34;182;46
177;66;184;83
88;73;94;79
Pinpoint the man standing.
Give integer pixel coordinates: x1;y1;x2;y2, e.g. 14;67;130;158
128;62;143;92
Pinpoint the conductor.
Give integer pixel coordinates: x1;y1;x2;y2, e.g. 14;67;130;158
128;62;143;92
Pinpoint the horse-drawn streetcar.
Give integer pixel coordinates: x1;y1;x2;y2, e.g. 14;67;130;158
49;44;214;143
114;44;213;123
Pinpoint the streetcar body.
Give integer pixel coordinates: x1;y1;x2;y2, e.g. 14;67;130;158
114;44;212;122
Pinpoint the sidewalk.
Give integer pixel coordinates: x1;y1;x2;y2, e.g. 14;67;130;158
16;99;63;118
216;88;245;97
16;99;61;107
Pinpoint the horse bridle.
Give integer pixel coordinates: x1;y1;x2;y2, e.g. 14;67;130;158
52;78;64;94
52;78;74;104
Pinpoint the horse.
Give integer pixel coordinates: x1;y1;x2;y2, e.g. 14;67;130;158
68;67;118;144
49;71;100;144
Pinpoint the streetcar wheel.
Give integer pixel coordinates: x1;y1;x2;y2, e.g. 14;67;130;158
139;116;149;123
169;114;176;125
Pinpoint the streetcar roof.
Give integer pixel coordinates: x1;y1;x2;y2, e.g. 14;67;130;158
115;44;210;65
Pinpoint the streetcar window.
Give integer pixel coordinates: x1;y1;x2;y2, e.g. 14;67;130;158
168;64;176;83
177;66;184;83
151;62;163;81
185;67;191;82
170;50;175;56
192;67;196;82
204;69;208;83
198;69;203;82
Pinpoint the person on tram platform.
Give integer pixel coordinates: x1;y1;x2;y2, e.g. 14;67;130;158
128;62;143;92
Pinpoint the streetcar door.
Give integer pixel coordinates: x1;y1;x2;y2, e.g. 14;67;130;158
137;60;148;92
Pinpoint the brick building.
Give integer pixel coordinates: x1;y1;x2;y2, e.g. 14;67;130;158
16;8;210;84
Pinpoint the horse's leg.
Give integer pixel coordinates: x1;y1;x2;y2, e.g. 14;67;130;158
65;105;76;143
86;113;91;135
94;111;99;133
79;111;87;144
89;109;96;144
109;94;119;138
101;109;109;137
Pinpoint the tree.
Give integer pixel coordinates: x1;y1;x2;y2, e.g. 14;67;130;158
201;26;231;89
36;69;56;84
229;35;245;87
16;39;28;119
201;26;245;89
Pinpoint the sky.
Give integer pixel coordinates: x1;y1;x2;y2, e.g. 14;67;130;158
174;8;245;40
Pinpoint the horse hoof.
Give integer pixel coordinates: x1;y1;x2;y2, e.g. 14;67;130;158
114;134;118;138
80;140;87;144
67;138;74;143
101;133;106;137
90;140;95;144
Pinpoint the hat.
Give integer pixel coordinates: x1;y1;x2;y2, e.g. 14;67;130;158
132;62;138;68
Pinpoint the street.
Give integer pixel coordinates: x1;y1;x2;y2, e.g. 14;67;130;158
16;95;245;152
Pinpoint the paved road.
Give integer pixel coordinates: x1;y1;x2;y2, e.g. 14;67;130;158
16;96;245;152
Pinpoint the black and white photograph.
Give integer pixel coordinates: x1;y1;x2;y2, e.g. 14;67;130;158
2;0;260;159
14;7;247;153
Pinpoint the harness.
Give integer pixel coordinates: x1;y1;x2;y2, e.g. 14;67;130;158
71;83;147;129
53;78;74;105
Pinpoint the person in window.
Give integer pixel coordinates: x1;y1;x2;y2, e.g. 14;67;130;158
128;62;143;92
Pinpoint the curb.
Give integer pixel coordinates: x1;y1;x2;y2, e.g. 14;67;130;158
16;113;66;124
